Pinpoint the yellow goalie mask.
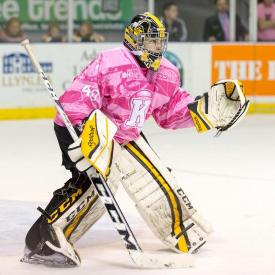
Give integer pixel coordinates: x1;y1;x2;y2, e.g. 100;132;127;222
124;12;169;72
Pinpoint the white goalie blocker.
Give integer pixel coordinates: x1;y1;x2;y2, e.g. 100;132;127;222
69;110;118;179
69;110;212;257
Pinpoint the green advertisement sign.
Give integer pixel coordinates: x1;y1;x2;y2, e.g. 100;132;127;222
0;0;132;29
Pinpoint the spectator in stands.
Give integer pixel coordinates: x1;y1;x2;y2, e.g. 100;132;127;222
0;17;26;43
161;1;188;41
203;0;248;41
42;22;65;42
258;0;275;41
73;22;105;42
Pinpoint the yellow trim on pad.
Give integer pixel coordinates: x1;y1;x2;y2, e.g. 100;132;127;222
126;143;189;253
64;194;98;239
198;100;214;128
0;107;56;120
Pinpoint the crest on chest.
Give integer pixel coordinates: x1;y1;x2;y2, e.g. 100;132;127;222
125;90;152;129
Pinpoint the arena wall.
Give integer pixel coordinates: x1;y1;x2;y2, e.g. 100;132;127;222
0;42;274;119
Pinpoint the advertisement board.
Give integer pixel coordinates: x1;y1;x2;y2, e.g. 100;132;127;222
0;42;274;119
0;0;132;30
212;44;275;113
0;43;212;119
0;43;117;118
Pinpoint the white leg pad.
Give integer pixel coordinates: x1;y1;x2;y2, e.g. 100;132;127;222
53;142;123;243
115;136;212;253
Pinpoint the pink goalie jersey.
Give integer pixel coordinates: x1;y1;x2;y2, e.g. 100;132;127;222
55;46;194;144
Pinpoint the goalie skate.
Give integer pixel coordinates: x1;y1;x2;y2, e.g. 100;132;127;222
21;246;80;267
21;218;81;267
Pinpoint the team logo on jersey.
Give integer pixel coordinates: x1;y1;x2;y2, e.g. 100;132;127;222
163;51;184;87
125;90;152;129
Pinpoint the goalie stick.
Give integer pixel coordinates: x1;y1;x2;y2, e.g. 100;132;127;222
21;39;194;269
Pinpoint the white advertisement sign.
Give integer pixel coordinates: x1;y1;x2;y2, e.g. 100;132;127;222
0;43;115;108
0;43;211;110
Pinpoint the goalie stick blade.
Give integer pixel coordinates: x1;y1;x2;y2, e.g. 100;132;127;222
129;250;194;269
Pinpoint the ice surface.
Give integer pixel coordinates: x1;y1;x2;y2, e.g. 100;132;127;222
0;116;275;275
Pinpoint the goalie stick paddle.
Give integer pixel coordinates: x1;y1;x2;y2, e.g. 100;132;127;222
21;39;194;269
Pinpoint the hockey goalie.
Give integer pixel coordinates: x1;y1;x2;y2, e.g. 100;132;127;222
22;12;249;267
